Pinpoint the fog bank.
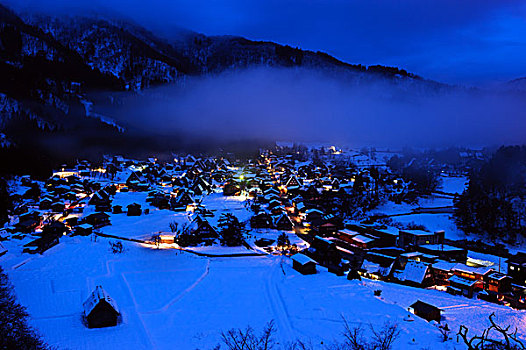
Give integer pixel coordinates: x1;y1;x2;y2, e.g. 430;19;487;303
101;67;526;148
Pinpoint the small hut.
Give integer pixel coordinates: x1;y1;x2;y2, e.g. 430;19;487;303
83;286;120;328
291;253;317;275
409;300;441;323
127;203;142;216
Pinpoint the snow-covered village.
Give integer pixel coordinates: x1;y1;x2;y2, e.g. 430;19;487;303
2;1;526;349
1;144;526;349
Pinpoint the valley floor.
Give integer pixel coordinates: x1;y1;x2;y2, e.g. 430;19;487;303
1;234;525;350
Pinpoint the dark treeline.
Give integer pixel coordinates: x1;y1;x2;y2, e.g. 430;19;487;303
0;266;50;350
387;153;442;202
454;146;526;241
0;108;272;177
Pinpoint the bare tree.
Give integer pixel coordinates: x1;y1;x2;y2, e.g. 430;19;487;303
109;241;124;254
217;318;400;350
220;320;276;350
457;312;525;350
369;323;400;350
340;316;400;350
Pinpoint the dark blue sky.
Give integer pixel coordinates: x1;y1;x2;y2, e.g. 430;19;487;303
9;0;526;85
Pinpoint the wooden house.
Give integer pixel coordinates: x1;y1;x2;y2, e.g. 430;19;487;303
75;224;93;236
291;254;317;275
23;234;59;254
484;271;512;294
355;225;398;247
223;181;241;196
452;264;493;286
89;190;111;207
285;175;302;189
170;191;195;210
359;252;395;280
393;260;433;287
398;229;445;249
250;211;273;229
273;213;294;231
348;234;377;249
50;202;65;213
84;212;111;228
127;203;142;216
305;209;324;223
417;244;467;262
16;212;41;233
39;198;53;210
126;171;148;187
304;185;320;200
430;261;457;285
507;252;526;286
409;300;441;322
448;275;477;298
308;236;342;268
189;217;219;243
268;199;282;209
149;193;170;209
83;286;119;328
40;220;68;237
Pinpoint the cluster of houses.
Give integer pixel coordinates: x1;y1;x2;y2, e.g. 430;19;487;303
291;225;526;310
1;145;525;330
231;149;526;311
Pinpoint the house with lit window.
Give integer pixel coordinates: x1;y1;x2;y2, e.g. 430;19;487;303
398;229;445;249
507;252;526;286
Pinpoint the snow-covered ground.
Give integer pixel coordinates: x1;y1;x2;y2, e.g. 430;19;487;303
2;173;524;349
362;279;526;345
373;175;469;241
4;235;524;350
439;175;468;195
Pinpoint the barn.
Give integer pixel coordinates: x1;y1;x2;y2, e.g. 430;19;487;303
291;253;317;275
83;286;120;328
409;300;442;323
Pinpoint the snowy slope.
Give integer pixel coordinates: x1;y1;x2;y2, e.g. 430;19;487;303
1;234;524;349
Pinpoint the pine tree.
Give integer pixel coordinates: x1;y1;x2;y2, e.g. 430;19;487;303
276;232;290;248
218;213;244;246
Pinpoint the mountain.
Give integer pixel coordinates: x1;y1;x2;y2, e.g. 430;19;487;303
505;77;526;92
0;4;447;173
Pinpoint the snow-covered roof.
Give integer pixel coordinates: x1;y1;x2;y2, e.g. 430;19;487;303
352;235;376;244
394;260;429;284
448;275;477;287
400;229;434;236
451;263;494;276
362;259;393;277
78;224;93;230
83;285;119;316
305;208;323;215
431;260;457;272
339;229;358;237
487;271;509;281
420;244;464;252
291;253;316;266
314;236;333;245
400;252;422;258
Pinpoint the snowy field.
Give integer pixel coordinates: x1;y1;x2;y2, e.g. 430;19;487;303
373;175;469;241
2;174;525;349
1;235;525;350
